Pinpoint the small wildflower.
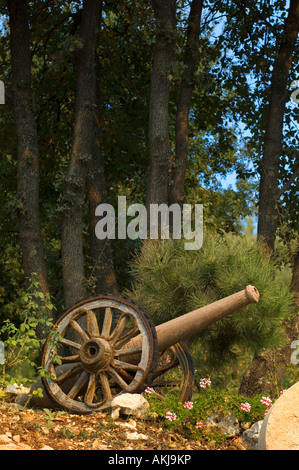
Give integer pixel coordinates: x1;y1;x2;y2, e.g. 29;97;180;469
199;378;211;388
142;387;155;394
260;396;272;416
166;355;171;363
280;389;287;395
195;421;204;429
183;401;193;410
240;402;251;412
165;411;177;421
260;396;272;407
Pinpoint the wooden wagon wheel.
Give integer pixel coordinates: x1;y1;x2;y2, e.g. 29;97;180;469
149;342;194;403
41;295;159;414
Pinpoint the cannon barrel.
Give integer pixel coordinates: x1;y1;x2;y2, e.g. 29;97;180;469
125;285;259;355
155;284;259;351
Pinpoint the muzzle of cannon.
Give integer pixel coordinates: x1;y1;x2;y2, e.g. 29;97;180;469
38;286;259;414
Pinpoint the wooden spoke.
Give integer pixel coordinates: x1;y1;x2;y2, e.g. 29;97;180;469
107;366;133;392
59;354;80;364
101;307;113;338
70;319;90;342
98;372;113;400
113;359;144;371
53;363;83;384
67;370;89;399
60;337;82;350
108;313;129;341
113;327;139;349
86;309;100;337
114;345;142;357
84;373;96;406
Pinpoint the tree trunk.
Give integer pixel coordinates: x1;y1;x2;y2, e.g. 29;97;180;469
87;143;118;295
239;307;299;398
8;0;50;298
239;246;299;399
239;0;299;397
257;0;299;255
61;0;103;308
168;0;204;207
291;249;299;294
84;2;117;296
146;0;176;209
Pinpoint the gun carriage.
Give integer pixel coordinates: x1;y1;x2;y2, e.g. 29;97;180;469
40;285;259;413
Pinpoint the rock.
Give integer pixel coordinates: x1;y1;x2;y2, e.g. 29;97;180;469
110;393;149;419
5;383;30;395
40;445;54;450
2;402;24;411
0;440;32;450
241;420;263;449
206;412;240;437
118;422;138;431
125;431;148;441
3;384;31;406
0;434;12;445
91;440;111;450
258;382;299;450
0;432;32;450
0;443;22;450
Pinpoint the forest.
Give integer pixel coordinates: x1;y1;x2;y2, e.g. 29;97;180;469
0;0;298;402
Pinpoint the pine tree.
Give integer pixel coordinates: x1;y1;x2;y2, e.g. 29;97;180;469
127;235;294;373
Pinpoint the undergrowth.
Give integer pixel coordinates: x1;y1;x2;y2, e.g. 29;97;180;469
143;386;276;444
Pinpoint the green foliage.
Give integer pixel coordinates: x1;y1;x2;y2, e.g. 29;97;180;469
43;408;67;429
0;278;56;392
0;1;297;373
127;234;294;369
144;387;271;443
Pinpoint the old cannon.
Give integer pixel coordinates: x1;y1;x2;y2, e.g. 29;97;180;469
39;285;259;414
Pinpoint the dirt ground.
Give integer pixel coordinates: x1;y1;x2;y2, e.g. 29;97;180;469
0;402;248;451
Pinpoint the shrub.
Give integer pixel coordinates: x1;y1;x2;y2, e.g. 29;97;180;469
0;278;55;396
127;234;294;368
143;386;272;443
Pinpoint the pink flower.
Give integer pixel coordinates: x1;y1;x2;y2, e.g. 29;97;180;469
280;389;287;395
183;401;193;410
165;411;177;421
240;402;251;412
199;378;211;388
261;396;272;407
196;421;204;429
260;396;272;416
142;387;155;394
166;355;171;363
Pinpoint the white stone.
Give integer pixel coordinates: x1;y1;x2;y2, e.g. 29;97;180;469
241;420;263;449
118;422;138;431
0;434;12;445
125;431;148;441
258;382;299;450
110;393;149;419
206;412;240;437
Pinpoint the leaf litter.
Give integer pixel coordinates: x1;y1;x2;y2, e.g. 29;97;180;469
0;403;246;450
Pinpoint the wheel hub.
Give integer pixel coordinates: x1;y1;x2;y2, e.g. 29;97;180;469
79;337;112;373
